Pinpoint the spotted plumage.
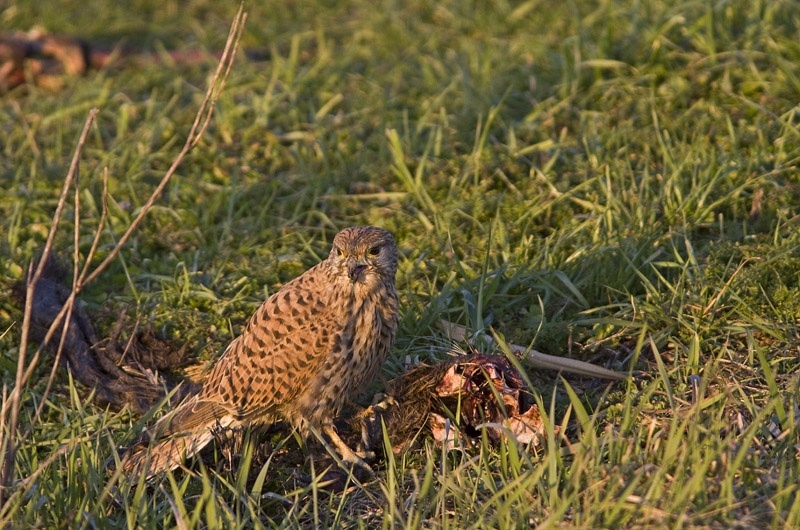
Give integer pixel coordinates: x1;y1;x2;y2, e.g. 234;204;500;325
123;226;399;476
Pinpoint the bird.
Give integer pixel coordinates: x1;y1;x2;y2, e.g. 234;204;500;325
122;226;399;477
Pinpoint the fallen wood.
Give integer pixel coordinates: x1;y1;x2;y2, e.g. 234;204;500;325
17;256;197;414
438;319;627;380
0;28;273;92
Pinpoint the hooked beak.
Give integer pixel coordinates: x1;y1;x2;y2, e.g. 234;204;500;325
347;259;368;281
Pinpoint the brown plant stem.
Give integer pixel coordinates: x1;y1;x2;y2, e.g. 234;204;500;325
0;5;246;505
0;107;97;502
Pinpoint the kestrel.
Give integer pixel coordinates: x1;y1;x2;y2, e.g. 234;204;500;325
123;226;399;477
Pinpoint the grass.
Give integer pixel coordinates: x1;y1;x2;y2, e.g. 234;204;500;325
2;0;800;527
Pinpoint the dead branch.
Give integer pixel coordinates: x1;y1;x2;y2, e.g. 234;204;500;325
439;319;627;380
15;256;198;414
0;107;97;501
0;28;273;93
0;6;246;502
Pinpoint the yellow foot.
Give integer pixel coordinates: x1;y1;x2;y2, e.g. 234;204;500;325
323;425;375;475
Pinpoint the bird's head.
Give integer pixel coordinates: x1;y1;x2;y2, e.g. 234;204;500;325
328;226;398;285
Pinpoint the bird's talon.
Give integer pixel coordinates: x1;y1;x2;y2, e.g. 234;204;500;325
342;452;374;474
324;424;376;475
358;449;376;461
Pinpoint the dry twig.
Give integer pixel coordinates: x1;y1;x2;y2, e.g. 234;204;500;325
0;6;246;503
438;319;627;380
0;108;97;502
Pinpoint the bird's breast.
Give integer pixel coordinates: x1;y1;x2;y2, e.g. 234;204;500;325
289;282;398;428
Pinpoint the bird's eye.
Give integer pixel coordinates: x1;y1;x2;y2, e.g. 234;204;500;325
368;246;380;256
337;247;345;257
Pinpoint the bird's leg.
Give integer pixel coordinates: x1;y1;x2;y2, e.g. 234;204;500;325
323;424;374;475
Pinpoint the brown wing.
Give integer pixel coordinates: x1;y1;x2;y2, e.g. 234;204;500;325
199;263;337;421
122;395;235;476
152;397;231;437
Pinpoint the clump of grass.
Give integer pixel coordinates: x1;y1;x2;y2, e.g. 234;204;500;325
3;0;800;527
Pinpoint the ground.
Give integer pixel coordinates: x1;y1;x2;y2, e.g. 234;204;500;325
1;0;800;528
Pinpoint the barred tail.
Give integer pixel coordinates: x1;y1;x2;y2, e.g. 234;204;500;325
121;397;234;478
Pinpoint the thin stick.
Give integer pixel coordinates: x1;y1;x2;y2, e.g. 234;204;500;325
82;6;246;287
0;385;7;478
116;319;140;368
18;299;76;447
19;7;244;409
192;12;245;149
0;108;98;499
438;319;627;380
0;6;247;500
20;156;86;442
0;325;14;423
15;178;109;389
